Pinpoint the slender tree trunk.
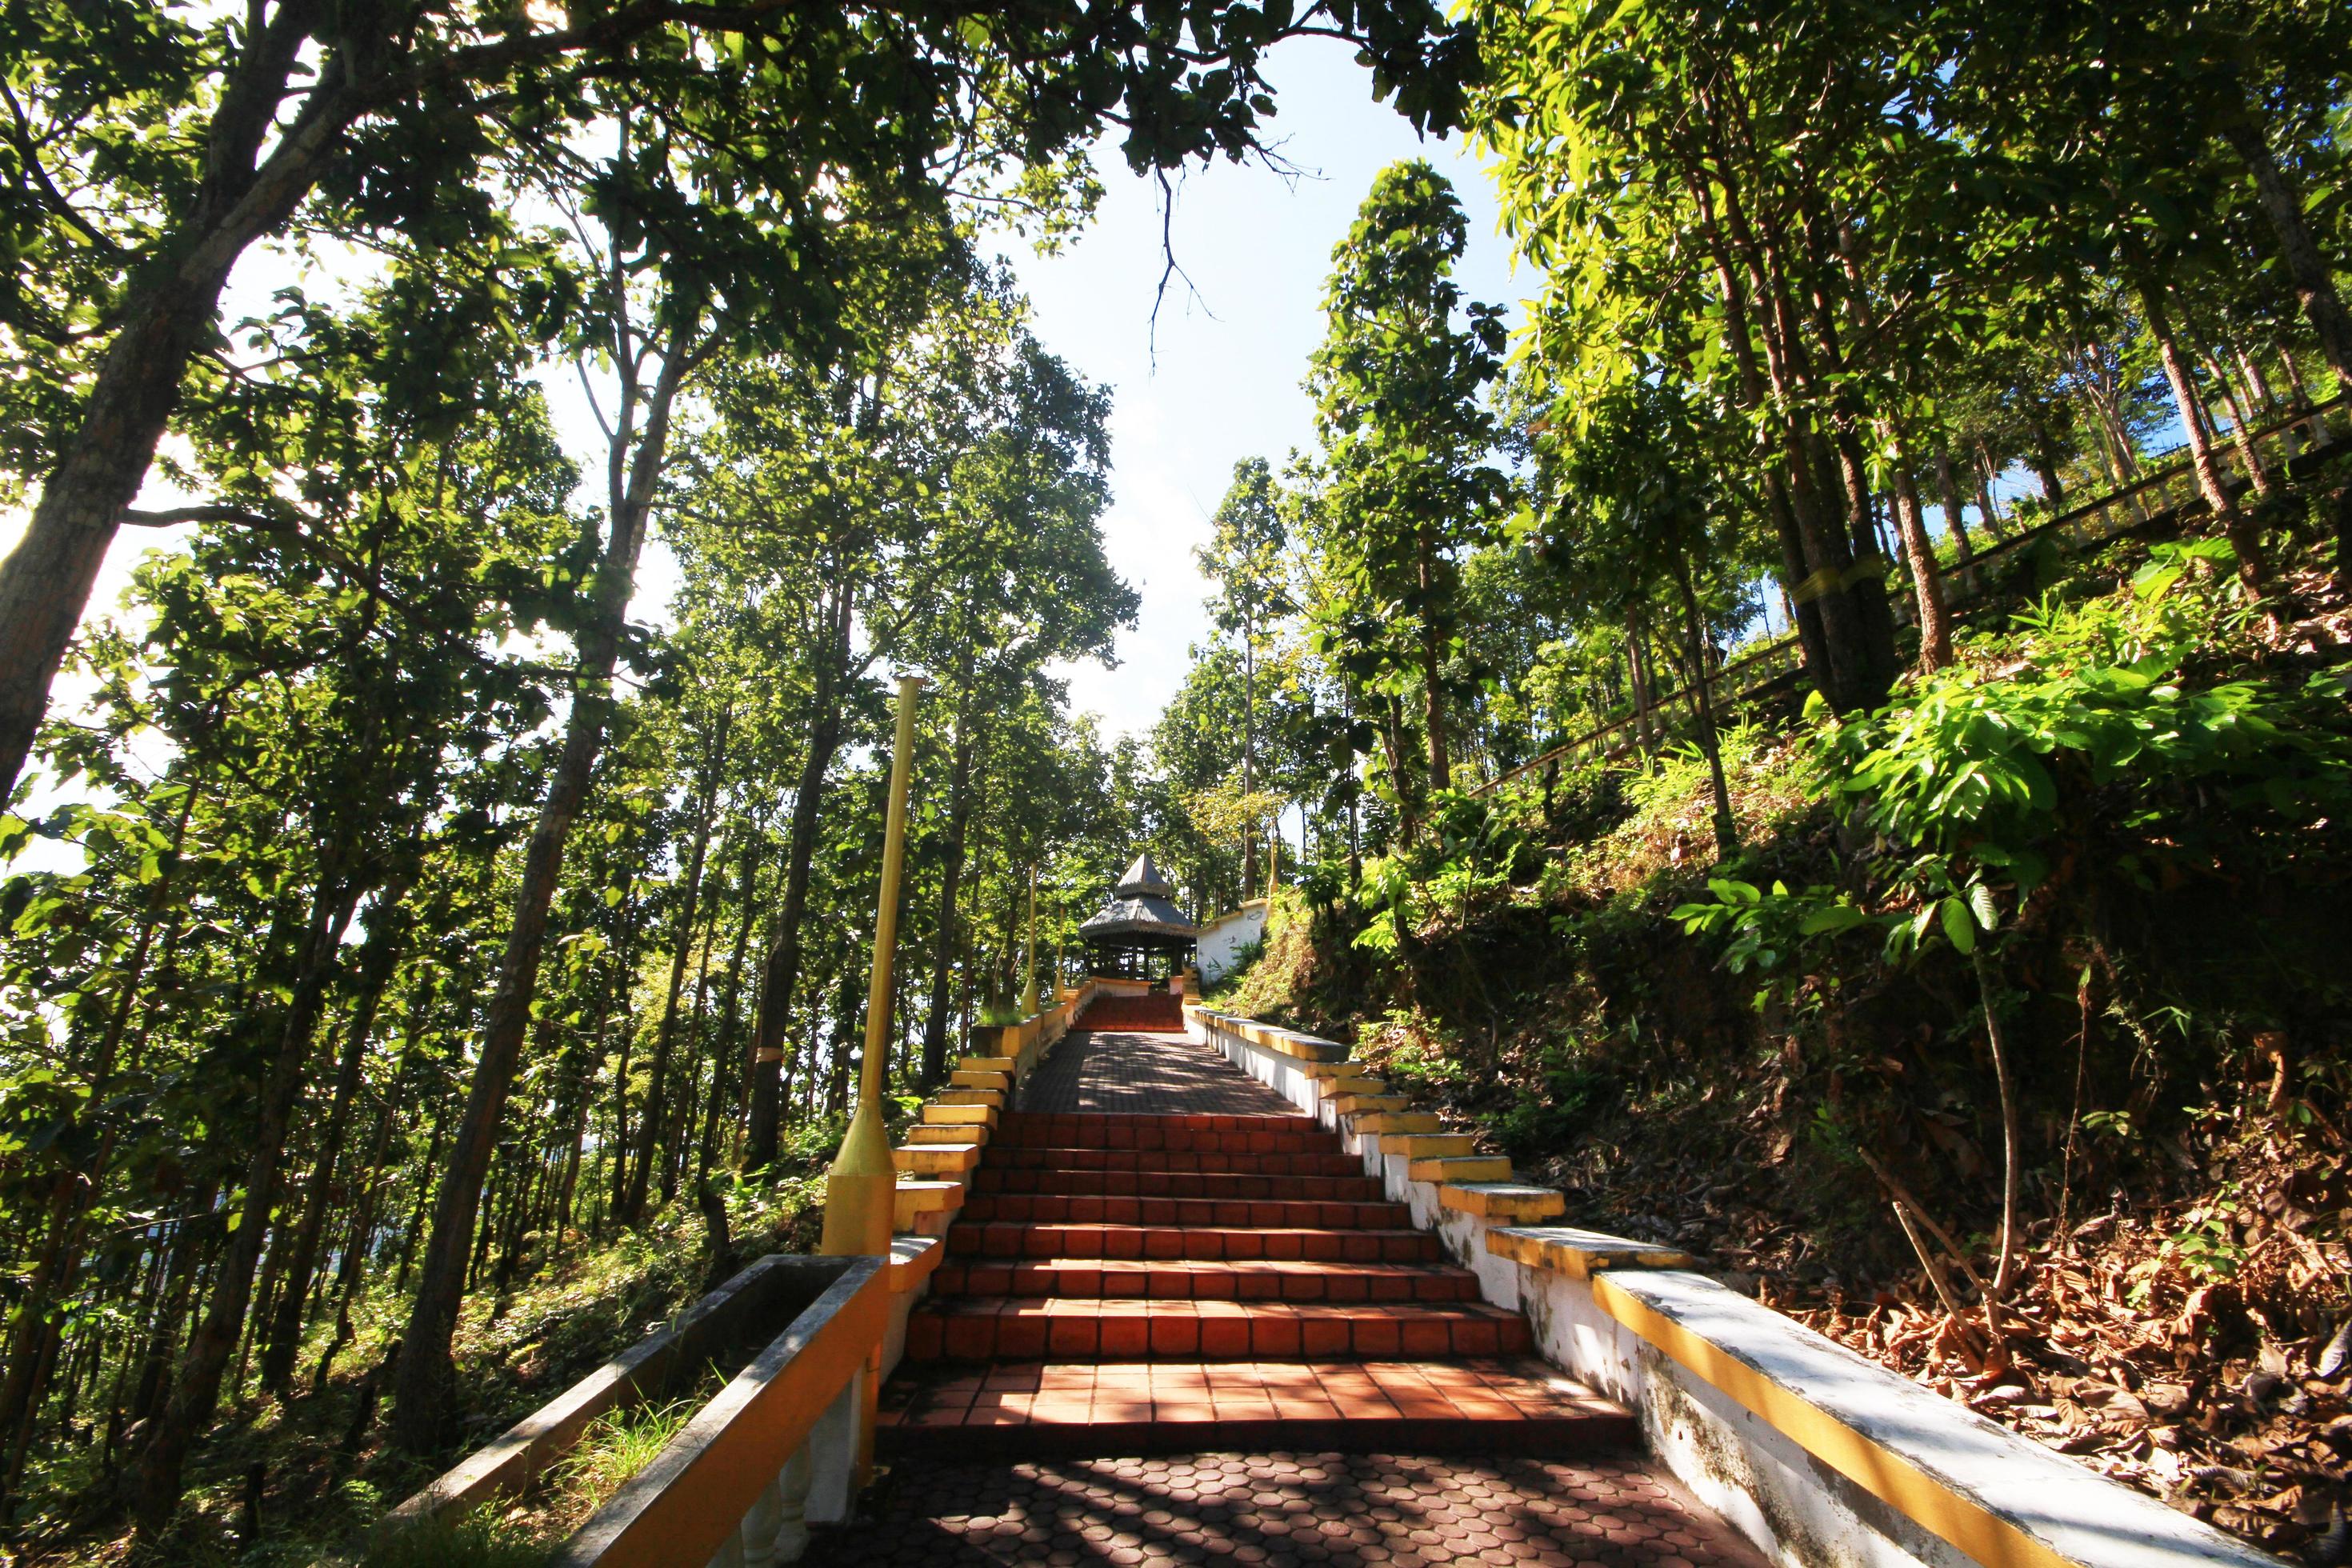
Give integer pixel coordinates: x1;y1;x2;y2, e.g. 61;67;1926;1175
622;706;731;1221
258;891;407;1389
744;584;850;1169
1669;561;1738;859
2220;109;2352;392
392;305;696;1454
1886;443;1951;670
2135;274;2278;618
133;866;362;1539
702;836;761;1174
2276;346;2330;443
1933;446;1976;586
1416;524;1448;802
1242;626;1258;899
1973;446;2010;541
2198;342;2276;497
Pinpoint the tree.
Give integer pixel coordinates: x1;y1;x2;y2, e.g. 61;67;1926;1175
1196;459;1293;898
0;0;1482;806
1306;160;1507;840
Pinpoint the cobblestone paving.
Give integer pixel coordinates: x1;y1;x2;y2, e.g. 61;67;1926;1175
830;1452;1768;1567
1021;1030;1297;1116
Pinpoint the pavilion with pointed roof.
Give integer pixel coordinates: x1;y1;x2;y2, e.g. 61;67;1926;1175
1078;852;1198;980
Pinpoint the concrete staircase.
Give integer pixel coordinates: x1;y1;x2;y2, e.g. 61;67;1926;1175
882;1109;1633;1456
1069;992;1186;1032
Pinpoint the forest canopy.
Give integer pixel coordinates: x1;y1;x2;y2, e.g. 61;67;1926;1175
1;0;2349;1558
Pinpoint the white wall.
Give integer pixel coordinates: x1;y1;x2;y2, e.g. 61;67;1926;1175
1194;900;1268;985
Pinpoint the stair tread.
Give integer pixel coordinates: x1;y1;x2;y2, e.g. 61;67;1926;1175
943;1255;1472;1275
919;1298;1520;1317
959;1196;1416;1229
882;1358;1626;1433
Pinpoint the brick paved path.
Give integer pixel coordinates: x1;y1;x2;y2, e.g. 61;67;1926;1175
830;1452;1770;1567
1019;1030;1297;1116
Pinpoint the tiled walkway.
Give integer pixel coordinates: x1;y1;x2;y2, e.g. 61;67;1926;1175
832;1452;1770;1567
1019;1030;1297;1116
882;1359;1630;1456
878;1006;1754;1565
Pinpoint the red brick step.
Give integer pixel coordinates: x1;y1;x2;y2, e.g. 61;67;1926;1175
945;1222;1442;1263
958;1194;1415;1230
986;1146;1366;1178
879;1358;1634;1458
972;1169;1385;1201
931;1256;1482;1303
902;1298;1532;1362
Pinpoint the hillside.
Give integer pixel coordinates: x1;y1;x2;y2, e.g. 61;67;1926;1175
1213;514;2352;1557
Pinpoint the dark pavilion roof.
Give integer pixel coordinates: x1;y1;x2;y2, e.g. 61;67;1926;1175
1078;852;1197;945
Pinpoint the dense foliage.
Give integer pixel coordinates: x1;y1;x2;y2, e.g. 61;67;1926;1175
0;0;2347;1558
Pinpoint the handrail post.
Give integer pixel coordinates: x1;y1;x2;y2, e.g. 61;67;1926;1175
820;673;924;1262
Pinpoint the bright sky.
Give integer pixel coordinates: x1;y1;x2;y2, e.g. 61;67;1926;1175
994;37;1522;740
0;35;1514;799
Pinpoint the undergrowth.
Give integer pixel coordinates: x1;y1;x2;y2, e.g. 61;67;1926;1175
20;1145;834;1568
1222;517;2352;1552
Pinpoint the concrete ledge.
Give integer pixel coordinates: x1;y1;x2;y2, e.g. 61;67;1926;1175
1381;1132;1479;1158
1350;1111;1442;1134
920;1103;998;1128
888;1234;943;1293
891;1179;962;1232
1407;1154;1512;1183
906;1124;986;1146
892;1142;980;1175
550;1258;890;1568
1593;1270;2281;1568
1489;1225;1690;1277
1439;1183;1568;1222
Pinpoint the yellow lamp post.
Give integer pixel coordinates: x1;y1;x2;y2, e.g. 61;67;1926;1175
1022;863;1038;1016
820;674;924;1259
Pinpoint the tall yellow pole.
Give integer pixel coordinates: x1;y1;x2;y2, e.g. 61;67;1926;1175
821;674;924;1259
1023;864;1038;1015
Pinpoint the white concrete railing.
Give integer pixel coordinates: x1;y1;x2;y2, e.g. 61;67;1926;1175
1188;1004;2284;1568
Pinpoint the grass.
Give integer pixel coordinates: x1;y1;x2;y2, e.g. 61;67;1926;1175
354;1394;708;1568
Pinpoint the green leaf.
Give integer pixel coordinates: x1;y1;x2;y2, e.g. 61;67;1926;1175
1938;896;1976;954
1967;882;1998;931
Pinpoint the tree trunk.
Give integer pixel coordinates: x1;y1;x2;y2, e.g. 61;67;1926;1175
133;866;362;1539
1933;446;1976;586
2276;346;2330;443
2136;275;2278;618
1973;447;2010;541
622;706;731;1222
1416;523;1448;802
258;891;407;1389
2220;110;2352;391
743;582;851;1170
2198;342;2276;497
391;307;694;1454
1241;625;1258;899
1669;562;1738;859
1886;444;1952;670
702;834;762;1174
0;30;353;801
